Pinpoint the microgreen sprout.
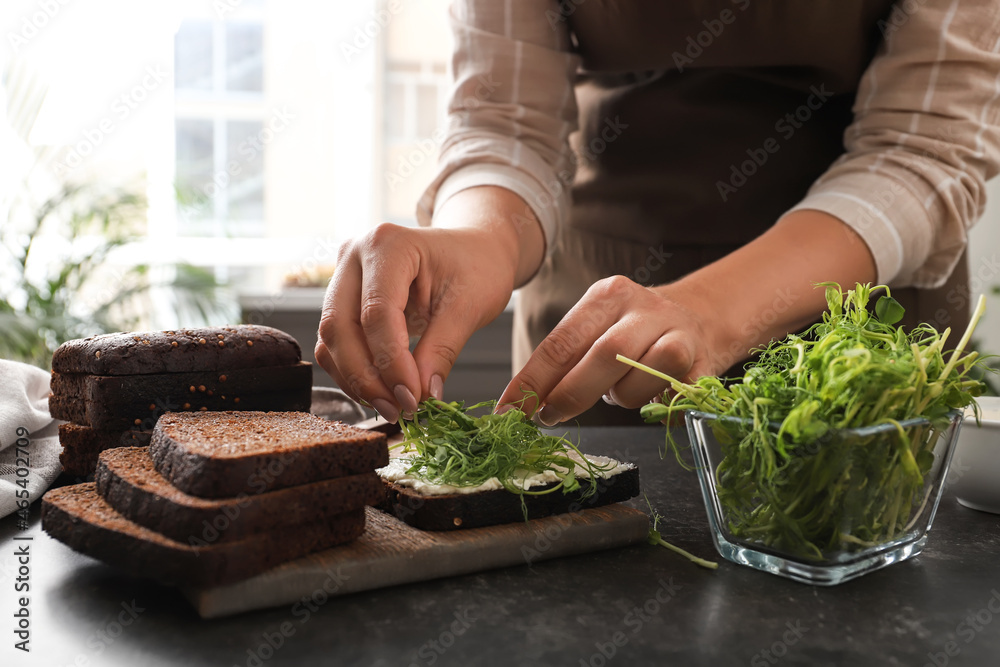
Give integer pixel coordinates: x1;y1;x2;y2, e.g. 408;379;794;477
396;395;615;510
645;496;718;569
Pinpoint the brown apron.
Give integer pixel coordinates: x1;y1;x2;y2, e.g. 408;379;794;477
512;0;972;424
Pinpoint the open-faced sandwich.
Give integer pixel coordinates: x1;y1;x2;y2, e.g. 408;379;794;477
378;398;640;531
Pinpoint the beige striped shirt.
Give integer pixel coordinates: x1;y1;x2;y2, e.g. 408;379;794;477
417;0;1000;288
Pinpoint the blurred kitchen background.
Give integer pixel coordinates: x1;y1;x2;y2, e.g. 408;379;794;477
0;0;996;400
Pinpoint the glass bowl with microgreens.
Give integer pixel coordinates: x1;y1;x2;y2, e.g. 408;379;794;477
619;283;991;586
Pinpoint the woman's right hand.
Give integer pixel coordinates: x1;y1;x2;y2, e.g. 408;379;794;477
315;186;543;422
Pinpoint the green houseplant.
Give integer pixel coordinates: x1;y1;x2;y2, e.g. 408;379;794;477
0;184;232;368
0;60;232;368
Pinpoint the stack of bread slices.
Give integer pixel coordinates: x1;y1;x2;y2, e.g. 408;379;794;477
48;325;312;478
42;411;388;586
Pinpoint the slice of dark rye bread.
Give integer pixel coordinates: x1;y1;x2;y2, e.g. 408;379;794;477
41;484;365;587
49;385;312;430
58;425;152;478
50;361;312;413
95;447;384;543
380;465;641;531
149;411;389;498
51;325;300;375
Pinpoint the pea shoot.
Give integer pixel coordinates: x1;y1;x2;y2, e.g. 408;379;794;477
619;283;990;561
646;497;718;570
396;396;615;504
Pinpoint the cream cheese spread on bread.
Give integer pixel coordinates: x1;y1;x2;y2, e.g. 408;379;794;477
377;450;634;496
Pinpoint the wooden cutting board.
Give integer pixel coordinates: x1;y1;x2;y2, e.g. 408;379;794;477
184;504;649;619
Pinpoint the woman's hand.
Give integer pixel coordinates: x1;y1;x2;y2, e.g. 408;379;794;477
497;277;725;425
316;186;544;422
499;209;877;425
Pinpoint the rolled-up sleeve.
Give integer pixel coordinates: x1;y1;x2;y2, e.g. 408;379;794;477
786;0;1000;288
416;0;580;253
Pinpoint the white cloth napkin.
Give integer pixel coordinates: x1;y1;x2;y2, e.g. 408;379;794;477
0;359;63;521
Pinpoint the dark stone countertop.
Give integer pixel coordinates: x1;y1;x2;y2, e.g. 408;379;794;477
3;425;999;667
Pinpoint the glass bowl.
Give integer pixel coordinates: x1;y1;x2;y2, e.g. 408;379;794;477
686;410;963;585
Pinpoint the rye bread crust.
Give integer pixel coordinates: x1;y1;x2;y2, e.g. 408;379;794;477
380;465;641;531
149;411;389;498
95;447;384;543
41;483;366;587
49;385;312;430
58;424;151;478
51;325;300;375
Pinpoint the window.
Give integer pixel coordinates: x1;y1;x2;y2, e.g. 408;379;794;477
175;20;263;96
155;0;454;291
175;118;213;208
225;24;264;92
174;22;212;91
384;62;446;142
380;60;449;226
174;18;265;236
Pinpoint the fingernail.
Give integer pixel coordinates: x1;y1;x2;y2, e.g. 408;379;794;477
393;384;418;415
429;374;444;400
537;405;563;427
494;404;513;416
602;392;619;406
371;398;399;424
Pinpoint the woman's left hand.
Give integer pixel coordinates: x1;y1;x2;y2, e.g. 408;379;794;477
497;275;726;425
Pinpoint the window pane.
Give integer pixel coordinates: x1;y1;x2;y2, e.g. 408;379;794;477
226;120;264;221
416;84;439;137
175;21;213;91
385;81;406;139
175;118;214;221
226;23;263;92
